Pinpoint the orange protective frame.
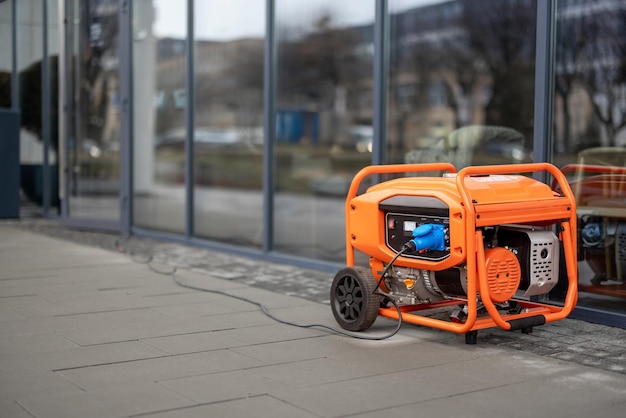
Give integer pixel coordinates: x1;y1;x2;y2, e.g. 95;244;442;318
344;163;578;334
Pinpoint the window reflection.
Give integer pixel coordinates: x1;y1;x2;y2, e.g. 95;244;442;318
66;0;121;220
553;0;626;313
274;0;375;261
192;0;265;247
132;0;187;233
388;0;536;168
0;0;13;108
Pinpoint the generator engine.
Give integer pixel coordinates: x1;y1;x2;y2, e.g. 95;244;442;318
381;224;559;306
331;163;578;344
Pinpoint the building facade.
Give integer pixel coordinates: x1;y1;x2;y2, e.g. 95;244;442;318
1;0;625;327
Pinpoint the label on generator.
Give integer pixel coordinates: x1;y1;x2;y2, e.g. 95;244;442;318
471;175;518;182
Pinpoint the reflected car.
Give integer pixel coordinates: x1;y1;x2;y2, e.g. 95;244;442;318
405;125;531;168
351;125;373;153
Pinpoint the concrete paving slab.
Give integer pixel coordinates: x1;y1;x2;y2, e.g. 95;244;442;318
0;401;36;418
0;307;26;322
417;368;626;418
142;329;247;355
222;322;327;345
56;349;266;391
150;300;243;320
0;316;77;337
55;316;222;346
231;335;355;364
0;332;79;355
250;356;378;388
158;369;290;404
0;340;167;375
16;382;194;418
0;370;83;403
141;394;318;418
326;338;496;374
271;364;499;417
354;393;626;418
58;307;175;330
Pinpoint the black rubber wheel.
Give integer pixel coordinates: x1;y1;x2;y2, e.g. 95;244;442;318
330;266;381;332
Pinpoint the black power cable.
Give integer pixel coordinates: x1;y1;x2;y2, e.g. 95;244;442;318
117;237;405;341
373;241;415;295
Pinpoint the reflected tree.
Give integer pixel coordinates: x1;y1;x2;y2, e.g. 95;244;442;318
461;0;537;143
573;2;626;147
0;72;10;108
19;56;60;152
277;11;370;145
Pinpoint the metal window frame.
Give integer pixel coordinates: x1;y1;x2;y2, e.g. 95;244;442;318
11;0;17;110
373;0;389;166
262;0;276;255
185;0;195;239
533;0;556;178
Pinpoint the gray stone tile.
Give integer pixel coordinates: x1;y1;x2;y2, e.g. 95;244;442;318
58;307;174;330
0;341;167;375
0;308;25;322
226;286;322;310
271;365;496;417
17;382;194;418
231;335;355;364
0;316;77;337
326;339;497;374
57;310;277;346
143;395;318;418
223;322;326;345
0;371;83;403
57;349;265;390
355;395;626;418
159;369;289;403
0;295;61;318
168;269;251;292
151;299;243;320
143;330;246;355
413;369;626;418
0;401;35;418
250;357;376;388
0;332;79;355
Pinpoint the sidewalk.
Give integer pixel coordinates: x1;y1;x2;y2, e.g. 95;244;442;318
1;221;625;417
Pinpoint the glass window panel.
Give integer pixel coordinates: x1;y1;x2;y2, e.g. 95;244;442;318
552;0;626;315
388;0;537;168
274;0;375;261
17;1;46;208
132;0;187;233
0;0;13;108
65;0;121;220
46;0;61;210
192;0;265;247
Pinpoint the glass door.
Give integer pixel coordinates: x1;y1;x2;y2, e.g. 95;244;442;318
63;0;121;225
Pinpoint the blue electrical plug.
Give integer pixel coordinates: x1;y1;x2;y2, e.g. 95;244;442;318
409;224;446;252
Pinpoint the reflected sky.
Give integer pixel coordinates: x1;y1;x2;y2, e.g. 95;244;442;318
150;0;448;40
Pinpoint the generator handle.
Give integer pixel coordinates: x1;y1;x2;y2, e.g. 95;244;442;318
346;163;457;204
455;162;577;208
345;163;457;266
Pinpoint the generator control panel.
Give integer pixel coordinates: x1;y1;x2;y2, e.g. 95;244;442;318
379;195;450;261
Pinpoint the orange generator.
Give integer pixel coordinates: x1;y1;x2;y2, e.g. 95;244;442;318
330;163;578;344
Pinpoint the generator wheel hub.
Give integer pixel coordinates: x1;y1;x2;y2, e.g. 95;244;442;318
330;266;381;331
